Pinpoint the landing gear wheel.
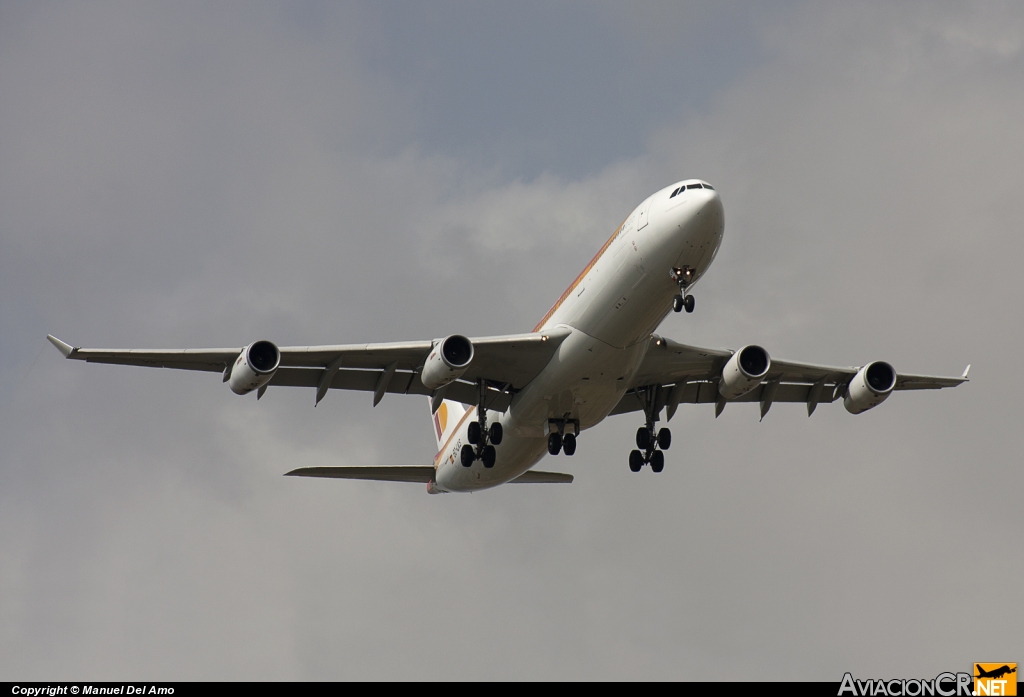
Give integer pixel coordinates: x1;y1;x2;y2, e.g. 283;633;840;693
636;427;651;450
460;444;475;467
547;432;563;456
488;422;503;445
657;428;672;450
628;450;644;472
481;445;496;468
684;295;695;313
650;450;665;473
673;295;684;313
467;421;482;445
562;433;577;456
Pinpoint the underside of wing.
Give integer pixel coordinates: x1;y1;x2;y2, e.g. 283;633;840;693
614;335;968;419
47;335;239;372
47;327;571;409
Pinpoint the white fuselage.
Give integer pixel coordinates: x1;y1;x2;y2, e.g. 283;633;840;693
433;181;725;492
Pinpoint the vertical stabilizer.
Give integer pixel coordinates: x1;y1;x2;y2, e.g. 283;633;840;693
429;398;468;453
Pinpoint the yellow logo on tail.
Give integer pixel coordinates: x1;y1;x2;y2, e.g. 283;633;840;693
433;402;448;441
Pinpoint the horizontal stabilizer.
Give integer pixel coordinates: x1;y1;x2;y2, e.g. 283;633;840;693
284;466;434;482
510;470;573;484
283;466;573;484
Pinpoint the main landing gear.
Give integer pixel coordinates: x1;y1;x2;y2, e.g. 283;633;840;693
547;418;579;457
629;422;671;473
460;380;503;469
670;267;695;313
628;384;672;473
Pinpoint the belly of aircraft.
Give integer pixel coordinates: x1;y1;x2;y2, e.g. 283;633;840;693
434;328;646;492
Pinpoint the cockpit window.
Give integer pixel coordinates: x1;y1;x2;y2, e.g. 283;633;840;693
671;182;714;197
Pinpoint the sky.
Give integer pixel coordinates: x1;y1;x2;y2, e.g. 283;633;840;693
1;0;1022;681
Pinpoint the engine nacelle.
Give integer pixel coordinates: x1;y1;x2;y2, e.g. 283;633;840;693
228;340;281;395
844;361;896;414
421;335;474;390
719;345;771;400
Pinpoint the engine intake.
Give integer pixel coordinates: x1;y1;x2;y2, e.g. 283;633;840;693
228;340;281;395
719;345;771;400
421;335;474;390
844;361;896;414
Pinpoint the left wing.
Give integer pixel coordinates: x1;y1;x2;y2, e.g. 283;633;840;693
47;328;570;410
612;335;968;419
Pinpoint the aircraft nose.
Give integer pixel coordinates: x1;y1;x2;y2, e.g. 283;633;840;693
694;185;722;220
692;185;724;238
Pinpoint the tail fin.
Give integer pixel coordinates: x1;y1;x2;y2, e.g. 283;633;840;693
429;398;468;453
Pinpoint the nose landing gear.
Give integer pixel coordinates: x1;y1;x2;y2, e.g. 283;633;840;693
670;267;695;313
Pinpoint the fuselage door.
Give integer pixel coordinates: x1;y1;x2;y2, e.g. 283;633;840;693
637;199;651;231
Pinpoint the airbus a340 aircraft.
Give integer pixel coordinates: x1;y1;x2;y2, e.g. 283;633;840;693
48;179;968;493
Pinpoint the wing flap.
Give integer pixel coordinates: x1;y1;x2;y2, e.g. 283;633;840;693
278;342;431;370
269;368;514;410
894;372;968;390
54;341;239;373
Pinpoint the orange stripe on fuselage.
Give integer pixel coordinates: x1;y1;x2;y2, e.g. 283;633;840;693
532;216;629;332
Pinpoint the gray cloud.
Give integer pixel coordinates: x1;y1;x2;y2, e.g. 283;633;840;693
1;0;1021;680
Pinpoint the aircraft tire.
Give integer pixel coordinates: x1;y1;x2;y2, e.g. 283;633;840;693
628;450;644;472
562;433;576;456
482;445;496;468
636;427;651;450
684;295;695;313
657;428;672;450
467;421;482;445
489;422;503;445
650;450;665;472
547;432;562;456
673;295;684;312
460;444;475;467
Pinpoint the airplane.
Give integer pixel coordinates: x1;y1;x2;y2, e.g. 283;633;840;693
47;179;969;493
975;665;1016;680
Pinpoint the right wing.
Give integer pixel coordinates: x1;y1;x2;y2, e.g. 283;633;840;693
612;335;968;419
47;328;571;409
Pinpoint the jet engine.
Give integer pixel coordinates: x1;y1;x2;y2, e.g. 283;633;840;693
843;361;896;414
228;340;281;395
421;335;474;390
719;345;771;399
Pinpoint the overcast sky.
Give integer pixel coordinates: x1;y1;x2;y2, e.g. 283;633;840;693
2;1;1022;680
